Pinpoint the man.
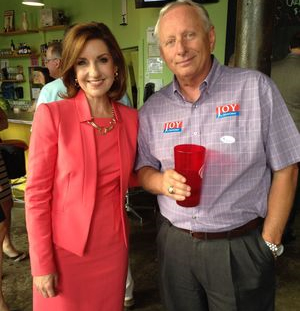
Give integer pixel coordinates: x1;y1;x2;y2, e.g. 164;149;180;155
271;32;300;132
136;1;300;311
271;32;300;243
36;41;65;109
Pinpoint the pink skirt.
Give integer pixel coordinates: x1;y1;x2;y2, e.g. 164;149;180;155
33;192;128;311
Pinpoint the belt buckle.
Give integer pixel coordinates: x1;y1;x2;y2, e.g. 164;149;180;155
190;230;207;240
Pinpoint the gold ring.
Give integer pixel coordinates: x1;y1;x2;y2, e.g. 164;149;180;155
168;186;174;194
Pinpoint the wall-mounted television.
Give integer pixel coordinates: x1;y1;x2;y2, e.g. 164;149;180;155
135;0;219;9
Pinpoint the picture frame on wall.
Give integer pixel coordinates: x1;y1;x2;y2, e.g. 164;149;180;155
4;10;15;32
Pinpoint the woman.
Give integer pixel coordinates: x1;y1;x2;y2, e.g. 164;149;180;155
0;167;9;311
0;107;27;263
25;22;138;311
0;107;19;311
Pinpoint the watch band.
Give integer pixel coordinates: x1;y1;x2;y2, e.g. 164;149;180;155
265;241;284;258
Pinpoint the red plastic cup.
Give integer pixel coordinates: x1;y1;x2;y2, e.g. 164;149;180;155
174;144;206;207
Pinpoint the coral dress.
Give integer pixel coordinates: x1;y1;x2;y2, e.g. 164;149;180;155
33;118;128;311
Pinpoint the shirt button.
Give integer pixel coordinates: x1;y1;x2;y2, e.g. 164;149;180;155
193;132;198;135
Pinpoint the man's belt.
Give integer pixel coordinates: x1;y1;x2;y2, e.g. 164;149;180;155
174;217;263;240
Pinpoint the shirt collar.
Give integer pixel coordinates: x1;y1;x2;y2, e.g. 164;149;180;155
171;55;222;97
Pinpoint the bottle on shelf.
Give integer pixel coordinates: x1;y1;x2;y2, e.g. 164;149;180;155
10;39;15;53
21;12;29;31
17;43;23;54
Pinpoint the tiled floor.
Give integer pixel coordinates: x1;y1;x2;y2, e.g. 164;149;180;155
3;195;300;311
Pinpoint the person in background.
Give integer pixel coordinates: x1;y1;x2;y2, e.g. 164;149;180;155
271;31;300;244
124;260;134;308
0;172;9;311
0;107;27;311
35;41;65;109
0;108;26;263
25;22;138;311
271;31;300;132
121;92;135;309
136;1;300;311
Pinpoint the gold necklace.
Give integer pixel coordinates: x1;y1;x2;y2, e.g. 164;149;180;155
86;107;117;135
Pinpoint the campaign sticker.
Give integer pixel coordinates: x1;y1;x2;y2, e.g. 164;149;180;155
220;136;236;144
163;121;183;133
216;104;240;119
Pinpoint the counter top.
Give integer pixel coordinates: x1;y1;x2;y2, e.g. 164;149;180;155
7;111;34;125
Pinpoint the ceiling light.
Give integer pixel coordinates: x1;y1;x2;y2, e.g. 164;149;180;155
22;0;44;6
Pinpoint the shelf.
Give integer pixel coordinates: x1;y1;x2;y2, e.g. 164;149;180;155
0;30;39;36
0;54;38;59
0;79;25;83
39;25;67;32
0;26;66;36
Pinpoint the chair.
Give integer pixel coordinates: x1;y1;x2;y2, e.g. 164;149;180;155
143;82;155;103
125;187;158;225
125;188;144;225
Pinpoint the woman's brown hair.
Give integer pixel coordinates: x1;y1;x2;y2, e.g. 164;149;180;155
61;22;127;101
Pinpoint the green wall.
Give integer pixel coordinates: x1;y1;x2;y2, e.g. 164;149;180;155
0;0;228;107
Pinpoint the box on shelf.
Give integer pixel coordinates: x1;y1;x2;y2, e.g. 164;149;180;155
40;8;60;27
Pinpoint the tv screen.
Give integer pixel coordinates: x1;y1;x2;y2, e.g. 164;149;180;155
135;0;219;9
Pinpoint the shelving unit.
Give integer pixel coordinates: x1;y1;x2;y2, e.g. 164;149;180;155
0;30;39;36
39;25;67;32
0;79;25;83
0;25;66;101
0;25;67;36
0;54;37;59
0;25;65;60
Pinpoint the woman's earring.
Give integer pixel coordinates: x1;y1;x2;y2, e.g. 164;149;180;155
75;78;79;88
114;71;119;80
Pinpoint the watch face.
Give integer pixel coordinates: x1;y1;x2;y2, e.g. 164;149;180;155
277;244;284;257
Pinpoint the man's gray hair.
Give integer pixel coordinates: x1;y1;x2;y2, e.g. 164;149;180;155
154;0;213;43
48;41;63;59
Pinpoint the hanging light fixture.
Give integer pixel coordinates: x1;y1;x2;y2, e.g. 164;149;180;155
22;0;44;6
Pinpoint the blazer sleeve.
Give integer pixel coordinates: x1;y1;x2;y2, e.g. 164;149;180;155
25;104;59;276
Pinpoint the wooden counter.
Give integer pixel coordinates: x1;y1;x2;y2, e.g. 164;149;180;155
6;111;34;125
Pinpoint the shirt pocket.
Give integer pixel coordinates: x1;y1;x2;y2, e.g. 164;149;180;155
204;123;263;166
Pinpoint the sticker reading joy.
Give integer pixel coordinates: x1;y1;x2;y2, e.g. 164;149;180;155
216;104;240;119
163;121;183;133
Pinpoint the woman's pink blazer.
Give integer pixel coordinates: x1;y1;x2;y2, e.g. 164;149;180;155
25;90;138;276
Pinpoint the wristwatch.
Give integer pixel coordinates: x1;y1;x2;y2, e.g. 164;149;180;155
265;241;284;258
